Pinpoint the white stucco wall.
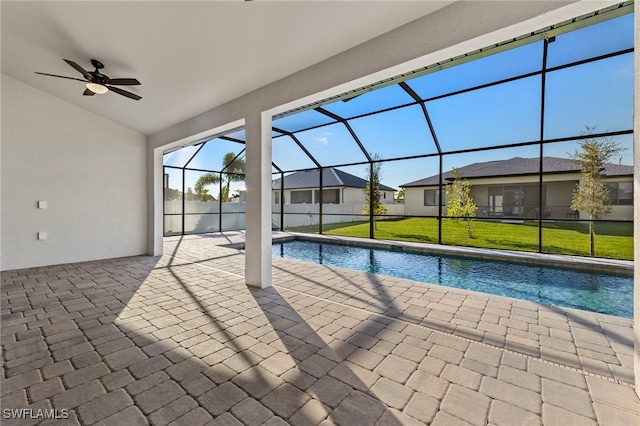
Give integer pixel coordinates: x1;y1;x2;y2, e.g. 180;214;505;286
1;75;147;270
264;186;403;229
342;187;395;205
341;187;361;205
403;187;439;217
272;187;395;206
546;180;577;217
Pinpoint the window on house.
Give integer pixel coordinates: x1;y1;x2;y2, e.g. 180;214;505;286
274;191;280;204
488;187;504;214
313;189;340;204
607;182;633;205
291;190;312;204
423;189;442;206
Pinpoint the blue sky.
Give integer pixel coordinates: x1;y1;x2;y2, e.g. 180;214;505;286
165;12;633;196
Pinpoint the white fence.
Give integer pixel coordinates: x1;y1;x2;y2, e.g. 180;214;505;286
273;203;405;229
164;201;246;235
164;201;405;235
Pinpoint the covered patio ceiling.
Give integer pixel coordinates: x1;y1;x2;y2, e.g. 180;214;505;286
0;1;454;136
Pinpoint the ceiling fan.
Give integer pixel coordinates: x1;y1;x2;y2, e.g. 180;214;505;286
35;59;142;101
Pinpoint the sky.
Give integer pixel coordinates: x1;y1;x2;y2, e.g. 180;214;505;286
164;12;633;197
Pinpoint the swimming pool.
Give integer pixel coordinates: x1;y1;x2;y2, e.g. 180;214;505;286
272;240;633;318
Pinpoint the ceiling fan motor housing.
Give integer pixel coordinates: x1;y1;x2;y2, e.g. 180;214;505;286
91;59;104;70
89;60;108;83
89;72;108;84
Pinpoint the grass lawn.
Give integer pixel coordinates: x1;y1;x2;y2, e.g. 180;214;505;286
286;217;634;260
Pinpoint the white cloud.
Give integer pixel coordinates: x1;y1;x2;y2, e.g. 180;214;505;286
314;132;333;146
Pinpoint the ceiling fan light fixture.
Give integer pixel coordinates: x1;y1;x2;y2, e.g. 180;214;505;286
86;82;108;94
36;59;141;100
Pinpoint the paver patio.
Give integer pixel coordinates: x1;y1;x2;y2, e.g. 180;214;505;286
1;231;638;425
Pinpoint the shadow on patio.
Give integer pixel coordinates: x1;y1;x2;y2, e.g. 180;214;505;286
1;234;638;425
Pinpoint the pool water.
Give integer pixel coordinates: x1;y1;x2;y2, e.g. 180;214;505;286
272;240;633;318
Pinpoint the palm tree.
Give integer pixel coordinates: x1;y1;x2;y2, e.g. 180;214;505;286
194;152;246;202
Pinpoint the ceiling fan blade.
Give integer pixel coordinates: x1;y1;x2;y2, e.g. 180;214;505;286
107;85;141;101
106;78;141;86
63;59;93;80
83;88;96;96
35;72;87;82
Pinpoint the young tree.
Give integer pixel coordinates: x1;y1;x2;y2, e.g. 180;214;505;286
362;155;387;230
445;168;477;238
194;152;246;202
570;127;623;257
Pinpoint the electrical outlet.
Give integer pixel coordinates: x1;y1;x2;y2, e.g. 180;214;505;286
38;232;47;240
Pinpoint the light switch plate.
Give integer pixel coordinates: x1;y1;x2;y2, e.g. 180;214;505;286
38;201;47;209
38;232;47;240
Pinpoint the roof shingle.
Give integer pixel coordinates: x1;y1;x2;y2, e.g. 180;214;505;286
272;168;395;191
401;157;633;187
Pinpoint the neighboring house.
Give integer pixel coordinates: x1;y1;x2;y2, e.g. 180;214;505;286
402;157;633;221
270;168;400;228
272;168;396;206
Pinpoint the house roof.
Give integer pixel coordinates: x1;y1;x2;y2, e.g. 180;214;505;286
272;168;395;191
401;157;633;187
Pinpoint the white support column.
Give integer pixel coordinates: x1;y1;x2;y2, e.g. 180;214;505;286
148;145;164;256
245;112;272;288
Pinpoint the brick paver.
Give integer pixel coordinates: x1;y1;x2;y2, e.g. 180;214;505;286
148;395;199;426
76;388;134;424
198;382;247;416
51;379;106;410
441;384;491;426
1;232;638;425
370;377;414;409
331;390;386;425
374;354;417;383
262;383;310;419
134;378;186;414
230;397;274;426
308;376;352;408
231;366;283;399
